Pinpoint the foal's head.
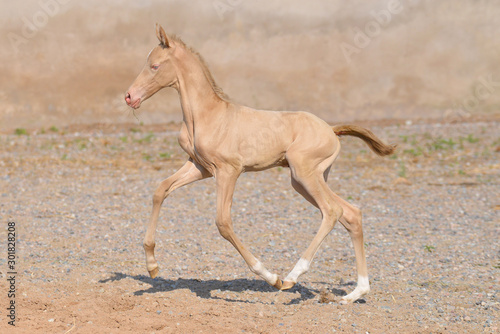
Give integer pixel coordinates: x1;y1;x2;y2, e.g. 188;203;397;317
125;24;177;109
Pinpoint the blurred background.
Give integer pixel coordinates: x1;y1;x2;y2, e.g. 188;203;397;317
0;0;498;131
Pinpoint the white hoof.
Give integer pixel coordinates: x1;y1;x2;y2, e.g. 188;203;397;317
341;286;370;304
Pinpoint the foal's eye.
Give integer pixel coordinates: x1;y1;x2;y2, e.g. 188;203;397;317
151;64;160;70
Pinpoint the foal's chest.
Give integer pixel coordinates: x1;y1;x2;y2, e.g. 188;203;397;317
178;124;217;172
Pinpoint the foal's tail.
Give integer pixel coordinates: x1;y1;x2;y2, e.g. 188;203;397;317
333;124;396;156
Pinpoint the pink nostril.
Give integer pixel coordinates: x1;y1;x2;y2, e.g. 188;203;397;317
125;92;131;103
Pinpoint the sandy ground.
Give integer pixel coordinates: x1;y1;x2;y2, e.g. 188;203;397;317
0;115;498;333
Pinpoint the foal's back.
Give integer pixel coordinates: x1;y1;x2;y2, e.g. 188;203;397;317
217;104;338;172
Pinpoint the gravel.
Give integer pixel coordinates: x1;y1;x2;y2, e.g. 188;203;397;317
0;118;498;333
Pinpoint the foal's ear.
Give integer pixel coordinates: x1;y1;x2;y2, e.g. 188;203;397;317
155;23;170;48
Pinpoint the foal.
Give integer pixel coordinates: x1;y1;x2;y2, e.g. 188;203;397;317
125;24;395;303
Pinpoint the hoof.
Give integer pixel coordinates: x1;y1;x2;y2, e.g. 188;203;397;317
280;281;296;291
272;278;283;290
148;267;159;278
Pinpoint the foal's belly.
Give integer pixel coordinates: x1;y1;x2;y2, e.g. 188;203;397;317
243;152;289;172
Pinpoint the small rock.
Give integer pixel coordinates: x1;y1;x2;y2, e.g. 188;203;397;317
48;318;55;322
380;306;392;313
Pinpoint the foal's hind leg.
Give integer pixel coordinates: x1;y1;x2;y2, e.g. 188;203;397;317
331;193;370;304
144;159;211;278
286;171;370;302
282;164;343;290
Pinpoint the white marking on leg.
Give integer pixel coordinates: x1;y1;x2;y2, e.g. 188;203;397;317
250;260;279;285
341;275;370;304
284;258;310;283
357;275;370;291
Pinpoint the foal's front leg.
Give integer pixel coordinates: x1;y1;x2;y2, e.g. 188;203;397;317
215;169;283;289
144;159;211;278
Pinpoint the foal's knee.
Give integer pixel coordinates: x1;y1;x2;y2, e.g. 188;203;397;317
152;187;166;206
143;239;155;250
324;201;343;226
152;192;163;206
152;181;173;205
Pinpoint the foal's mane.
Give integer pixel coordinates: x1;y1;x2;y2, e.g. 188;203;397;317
170;35;230;101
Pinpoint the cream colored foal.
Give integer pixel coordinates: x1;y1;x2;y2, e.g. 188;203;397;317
125;24;395;303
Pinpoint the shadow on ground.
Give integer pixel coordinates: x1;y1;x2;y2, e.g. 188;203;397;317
99;272;340;304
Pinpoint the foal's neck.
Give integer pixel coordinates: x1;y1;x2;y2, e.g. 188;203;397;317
174;49;226;135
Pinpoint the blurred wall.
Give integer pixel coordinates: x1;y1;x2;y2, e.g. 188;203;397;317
0;0;498;130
